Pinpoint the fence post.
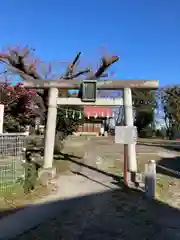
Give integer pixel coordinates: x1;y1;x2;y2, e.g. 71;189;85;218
0;104;4;134
145;160;156;199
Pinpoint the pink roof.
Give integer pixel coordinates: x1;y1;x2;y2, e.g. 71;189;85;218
84;106;113;118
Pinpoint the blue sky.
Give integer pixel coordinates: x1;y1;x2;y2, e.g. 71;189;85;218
0;0;179;87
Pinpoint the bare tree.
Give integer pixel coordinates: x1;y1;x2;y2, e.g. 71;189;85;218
0;46;119;151
160;86;180;139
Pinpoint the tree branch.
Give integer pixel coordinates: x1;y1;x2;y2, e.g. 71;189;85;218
93;56;119;79
64;68;91;79
0;49;41;80
64;52;81;78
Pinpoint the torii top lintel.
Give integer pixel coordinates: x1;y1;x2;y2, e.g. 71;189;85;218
22;79;159;89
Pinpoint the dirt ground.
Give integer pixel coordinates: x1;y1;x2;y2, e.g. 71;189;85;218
14;183;180;240
11;136;180;240
0;135;179;212
57;136;180;207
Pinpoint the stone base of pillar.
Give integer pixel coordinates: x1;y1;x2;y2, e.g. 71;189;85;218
38;167;56;187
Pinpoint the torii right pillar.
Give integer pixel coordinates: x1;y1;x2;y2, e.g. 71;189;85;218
123;88;137;183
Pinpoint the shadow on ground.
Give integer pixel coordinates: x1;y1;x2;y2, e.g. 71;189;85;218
1;147;180;239
0;178;180;239
54;153;121;182
137;141;180;179
137;141;180;152
157;156;180;179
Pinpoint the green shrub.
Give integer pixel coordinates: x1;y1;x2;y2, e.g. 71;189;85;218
139;127;153;138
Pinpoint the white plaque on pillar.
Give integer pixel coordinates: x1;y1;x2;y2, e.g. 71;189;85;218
115;126;137;144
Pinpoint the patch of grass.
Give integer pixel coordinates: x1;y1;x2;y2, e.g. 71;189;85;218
156;174;169;202
53;158;72;175
0;179;54;219
155;173;180;207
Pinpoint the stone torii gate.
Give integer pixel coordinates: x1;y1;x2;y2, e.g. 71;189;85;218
23;79;158;184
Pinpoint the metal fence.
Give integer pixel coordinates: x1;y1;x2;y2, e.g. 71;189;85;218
0;133;27;192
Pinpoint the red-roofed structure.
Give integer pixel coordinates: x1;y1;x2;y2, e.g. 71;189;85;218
84;106;113;118
76;106;113;136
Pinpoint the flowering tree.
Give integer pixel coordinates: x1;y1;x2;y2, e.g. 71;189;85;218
0;81;41;132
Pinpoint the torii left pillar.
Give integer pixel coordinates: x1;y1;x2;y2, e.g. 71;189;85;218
43;87;58;169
